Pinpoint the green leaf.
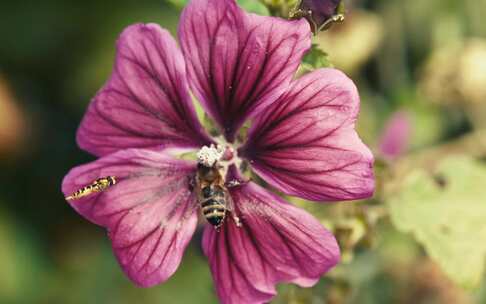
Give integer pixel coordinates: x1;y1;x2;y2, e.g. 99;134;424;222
168;0;270;15
300;44;333;74
388;155;486;289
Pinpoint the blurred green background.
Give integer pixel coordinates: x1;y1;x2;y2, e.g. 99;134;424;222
1;0;486;303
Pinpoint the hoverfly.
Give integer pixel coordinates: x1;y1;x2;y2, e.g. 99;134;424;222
65;176;116;200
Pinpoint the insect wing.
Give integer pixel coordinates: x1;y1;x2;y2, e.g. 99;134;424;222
223;187;241;227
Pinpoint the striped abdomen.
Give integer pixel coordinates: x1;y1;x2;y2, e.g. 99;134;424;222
200;185;227;228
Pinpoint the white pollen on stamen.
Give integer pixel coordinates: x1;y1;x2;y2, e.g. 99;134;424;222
197;144;224;167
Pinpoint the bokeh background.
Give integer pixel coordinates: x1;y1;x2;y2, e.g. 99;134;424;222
1;0;486;303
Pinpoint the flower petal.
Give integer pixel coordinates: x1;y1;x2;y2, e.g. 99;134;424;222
77;23;212;157
202;182;340;304
179;0;311;141
62;149;198;287
241;68;374;201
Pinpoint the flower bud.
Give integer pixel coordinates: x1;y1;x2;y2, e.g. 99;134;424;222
378;111;412;160
291;0;345;33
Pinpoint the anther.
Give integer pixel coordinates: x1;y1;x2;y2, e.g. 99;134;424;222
197;144;224;167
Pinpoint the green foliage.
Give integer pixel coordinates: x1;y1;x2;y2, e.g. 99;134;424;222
167;0;188;7
238;0;270;15
388;155;486;289
0;209;48;303
299;44;333;73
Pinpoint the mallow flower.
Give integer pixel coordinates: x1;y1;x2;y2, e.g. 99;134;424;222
61;0;374;303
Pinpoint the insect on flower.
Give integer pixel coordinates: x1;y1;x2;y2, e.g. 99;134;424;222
195;144;241;228
62;0;374;303
65;176;116;200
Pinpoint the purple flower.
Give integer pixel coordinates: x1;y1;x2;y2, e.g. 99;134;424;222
61;0;374;303
378;111;412;160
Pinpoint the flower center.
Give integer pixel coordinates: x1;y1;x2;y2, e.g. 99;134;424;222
196;144;225;167
197;143;242;184
197;143;239;165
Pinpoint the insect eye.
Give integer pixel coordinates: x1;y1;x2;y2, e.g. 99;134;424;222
198;164;214;176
